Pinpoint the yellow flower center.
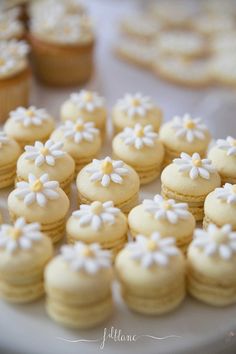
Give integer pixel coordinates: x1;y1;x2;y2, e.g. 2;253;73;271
101;160;113;174
147;239;157;252
75;122;84;132
40;147;49;156
0;58;5;66
91;201;103;215
82;246;94;257
26;110;34;118
83;92;93;102
135;127;144;137
131;98;140;107
193;159;202;167
9;228;21;240
31;179;43;192
184;120;196;130
163;201;172;210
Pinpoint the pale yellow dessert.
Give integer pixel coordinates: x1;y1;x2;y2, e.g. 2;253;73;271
187;224;236;306
8;173;69;243
0;217;53;303
115;232;186;315
45;242;113;328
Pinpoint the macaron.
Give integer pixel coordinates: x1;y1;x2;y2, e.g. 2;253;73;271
208;136;236;184
16;139;75;195
60;90;107;139
0;132;21;188
112;93;162;134
112;124;164;185
0;217;53;303
128;194;196;253
66;201;128;258
8;173;70;243
50;119;101;174
45;242;113;328
76;156;140;214
159;113;211;166
4;106;55;148
161;152;221;221
115;232;186;315
204;183;236;230
187;224;236;306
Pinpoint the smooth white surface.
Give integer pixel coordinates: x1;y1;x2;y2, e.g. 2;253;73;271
1;1;236;353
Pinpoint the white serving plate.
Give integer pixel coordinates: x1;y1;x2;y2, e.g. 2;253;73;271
1;1;236;353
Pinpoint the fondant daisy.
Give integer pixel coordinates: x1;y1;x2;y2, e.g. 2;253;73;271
174;152;215;180
215;183;236;204
143;194;189;224
0;218;42;253
117;93;153;118
61;242;111;274
24;140;65;167
70;90;105;112
127;232;179;268
216;136;236;156
60;119;98;144
119;124;158;150
193;224;236;260
72;201;120;231
10;106;51;127
171;114;207;143
14;173;59;207
86;156;129;187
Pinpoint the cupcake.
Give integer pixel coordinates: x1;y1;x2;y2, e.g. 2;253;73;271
66;201;128;257
50;119;101;174
187;224;236;306
0;132;21;188
60;90;107;138
112;93;162;134
76;156;140;214
29;11;94;86
208;136;236;184
16;140;75;195
45;242;113;328
210;53;236;86
159;113;211;166
115;232;186;315
4;106;55;148
204;183;236;231
128;194;195;253
8;173;70;243
0;217;53;303
112;124;164;185
161;152;221;221
0;40;31;123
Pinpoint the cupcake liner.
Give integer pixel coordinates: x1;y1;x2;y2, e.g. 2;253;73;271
0;67;31;123
29;34;94;87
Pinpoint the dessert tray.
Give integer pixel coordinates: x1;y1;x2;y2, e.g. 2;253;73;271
1;1;236;353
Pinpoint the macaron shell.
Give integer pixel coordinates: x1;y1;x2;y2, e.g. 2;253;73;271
60;100;107;130
187;245;236;306
115;248;186;314
128;204;195;250
204;191;236;228
208;145;236;181
4;117;55;146
159;121;211;156
161;163;221;197
112;106;162;134
76;163;140;207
